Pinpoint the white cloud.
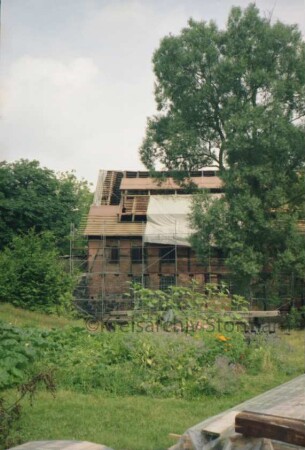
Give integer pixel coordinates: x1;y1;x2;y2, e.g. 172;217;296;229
0;55;152;182
81;1;189;82
1;0;304;184
0;2;192;183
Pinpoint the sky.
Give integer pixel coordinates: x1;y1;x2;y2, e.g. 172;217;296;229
1;0;304;185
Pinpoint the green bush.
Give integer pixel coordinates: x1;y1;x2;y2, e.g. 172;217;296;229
0;230;76;313
282;307;305;330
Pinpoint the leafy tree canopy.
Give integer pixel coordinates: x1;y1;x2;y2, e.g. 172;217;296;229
140;3;305;173
0;159;92;252
140;4;305;303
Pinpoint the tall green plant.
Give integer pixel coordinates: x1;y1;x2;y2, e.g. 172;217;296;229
130;281;249;331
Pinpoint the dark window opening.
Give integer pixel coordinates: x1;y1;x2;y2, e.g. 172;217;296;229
204;273;211;284
125;190;149;195
177;247;189;257
203;170;217;176
109;247;120;264
150;189;176;195
138;172;150;178
160;275;176;291
126;171;138;178
190;171;202;177
159;246;176;263
131;247;144;263
120;215;133;222
132;275;149;287
134;215;147;222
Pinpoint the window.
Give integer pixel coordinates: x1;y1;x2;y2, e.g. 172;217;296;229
131;247;143;263
150;189;176;195
190;171;202;177
204;273;211;284
203;170;217;176
159;246;176;263
120;215;132;222
108;247;120;264
132;275;149;287
177;247;189;258
134;215;147;222
125;190;149;195
160;275;176;291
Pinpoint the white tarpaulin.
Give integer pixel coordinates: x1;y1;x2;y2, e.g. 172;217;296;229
144;195;193;246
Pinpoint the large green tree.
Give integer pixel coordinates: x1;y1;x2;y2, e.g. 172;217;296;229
0;160;92;252
140;4;305;303
140;4;305;172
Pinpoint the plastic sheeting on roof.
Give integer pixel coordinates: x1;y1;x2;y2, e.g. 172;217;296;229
144;195;193;246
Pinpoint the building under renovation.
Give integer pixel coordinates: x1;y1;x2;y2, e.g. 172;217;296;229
79;169;225;305
72;169;305;317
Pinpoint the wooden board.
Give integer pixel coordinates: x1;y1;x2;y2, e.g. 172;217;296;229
235;411;305;447
202;411;239;437
227;311;280;318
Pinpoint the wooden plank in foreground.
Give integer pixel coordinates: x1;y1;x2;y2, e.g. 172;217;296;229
202;411;239;437
229;310;280;318
235;411;305;447
168;434;193;450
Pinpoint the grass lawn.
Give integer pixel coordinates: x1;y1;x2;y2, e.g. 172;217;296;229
12;371;302;450
0;303;82;329
14;391;228;450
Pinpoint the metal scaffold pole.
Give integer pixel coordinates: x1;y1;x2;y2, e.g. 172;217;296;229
142;222;145;287
69;223;74;275
102;221;106;314
175;221;178;286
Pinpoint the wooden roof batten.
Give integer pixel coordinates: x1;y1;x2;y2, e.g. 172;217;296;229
120;195;149;217
84;215;144;236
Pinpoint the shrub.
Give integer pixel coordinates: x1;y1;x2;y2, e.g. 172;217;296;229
282;306;305;330
0;230;76;313
0;371;56;450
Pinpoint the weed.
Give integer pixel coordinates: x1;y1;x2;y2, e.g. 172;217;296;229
0;371;56;450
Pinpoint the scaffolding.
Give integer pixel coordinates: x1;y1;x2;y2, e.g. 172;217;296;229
70;220;305;322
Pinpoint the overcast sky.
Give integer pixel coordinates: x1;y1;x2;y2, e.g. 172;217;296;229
1;0;304;185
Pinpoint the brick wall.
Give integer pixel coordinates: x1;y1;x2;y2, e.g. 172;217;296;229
87;237;228;297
